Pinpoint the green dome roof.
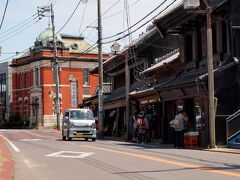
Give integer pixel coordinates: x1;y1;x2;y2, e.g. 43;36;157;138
36;27;62;42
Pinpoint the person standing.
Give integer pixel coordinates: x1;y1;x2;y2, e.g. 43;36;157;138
132;111;139;142
145;109;154;142
137;111;148;143
173;110;188;148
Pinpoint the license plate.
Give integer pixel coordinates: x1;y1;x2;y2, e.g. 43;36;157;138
76;133;83;137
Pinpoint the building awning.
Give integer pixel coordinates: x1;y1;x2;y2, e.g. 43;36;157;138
104;99;125;110
155;57;239;91
130;87;154;97
155;70;207;91
141;49;179;74
104;82;144;103
104;86;125;103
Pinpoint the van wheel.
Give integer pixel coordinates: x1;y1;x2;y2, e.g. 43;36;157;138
85;138;88;141
92;138;96;142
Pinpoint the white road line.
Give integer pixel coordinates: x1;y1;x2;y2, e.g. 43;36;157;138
20;139;41;142
46;151;95;159
25;131;45;138
0;135;20;152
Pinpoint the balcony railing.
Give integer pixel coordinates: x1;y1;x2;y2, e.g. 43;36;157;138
226;109;240;141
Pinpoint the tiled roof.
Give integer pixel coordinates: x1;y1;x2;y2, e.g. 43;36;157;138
94;83;112;96
142;49;179;74
156;0;184;21
155;70;207;90
104;86;125;102
104;82;144;103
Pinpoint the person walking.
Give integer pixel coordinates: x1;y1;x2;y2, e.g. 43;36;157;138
170;110;188;148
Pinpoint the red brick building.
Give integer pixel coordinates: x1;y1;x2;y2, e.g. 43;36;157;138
11;27;108;127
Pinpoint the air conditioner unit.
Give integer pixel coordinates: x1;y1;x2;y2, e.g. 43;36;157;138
184;0;200;9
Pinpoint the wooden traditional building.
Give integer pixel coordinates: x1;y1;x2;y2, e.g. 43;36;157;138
153;0;240;147
86;25;179;139
84;0;240;147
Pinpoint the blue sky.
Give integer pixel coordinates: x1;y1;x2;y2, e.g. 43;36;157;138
0;0;178;62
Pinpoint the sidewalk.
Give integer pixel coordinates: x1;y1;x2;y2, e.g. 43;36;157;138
0;136;14;180
101;136;240;154
203;147;240;154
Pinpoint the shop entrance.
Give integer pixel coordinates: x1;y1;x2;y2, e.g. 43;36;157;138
163;97;206;146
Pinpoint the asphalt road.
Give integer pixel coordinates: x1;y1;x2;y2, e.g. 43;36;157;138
0;129;240;180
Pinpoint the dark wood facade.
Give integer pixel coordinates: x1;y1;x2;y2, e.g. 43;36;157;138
84;0;240;146
154;0;240;146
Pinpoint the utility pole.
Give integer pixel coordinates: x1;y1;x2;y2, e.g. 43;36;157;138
125;50;130;140
204;1;216;148
186;0;216;148
50;4;61;131
97;0;104;138
38;4;60;130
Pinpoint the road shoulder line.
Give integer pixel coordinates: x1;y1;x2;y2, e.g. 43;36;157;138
0;136;15;179
0;135;20;152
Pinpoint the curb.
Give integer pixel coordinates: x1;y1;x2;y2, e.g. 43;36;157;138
0;136;14;180
203;148;240;155
98;136;240;154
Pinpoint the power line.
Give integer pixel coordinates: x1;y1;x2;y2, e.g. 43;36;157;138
0;19;41;43
0;42;100;82
1;45;101;85
100;0;142;22
103;0;177;44
80;0;121;36
47;0;53;5
0;13;37;36
124;0;132;43
131;0;141;6
0;16;38;39
78;0;88;33
56;0;83;34
79;0;142;48
103;0;167;40
0;47;30;63
0;0;9;29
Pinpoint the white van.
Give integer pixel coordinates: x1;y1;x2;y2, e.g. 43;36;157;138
62;109;96;141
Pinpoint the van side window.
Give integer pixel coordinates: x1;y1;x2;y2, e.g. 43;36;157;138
64;111;69;117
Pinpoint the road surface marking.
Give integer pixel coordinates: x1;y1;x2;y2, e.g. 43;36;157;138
66;142;240;178
0;135;20;152
25;131;45;138
46;151;94;159
24;159;40;168
20;139;41;142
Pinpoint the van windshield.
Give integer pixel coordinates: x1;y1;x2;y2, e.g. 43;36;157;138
70;110;94;120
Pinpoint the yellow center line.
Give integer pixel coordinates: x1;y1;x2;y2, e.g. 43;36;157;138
65;141;240;178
